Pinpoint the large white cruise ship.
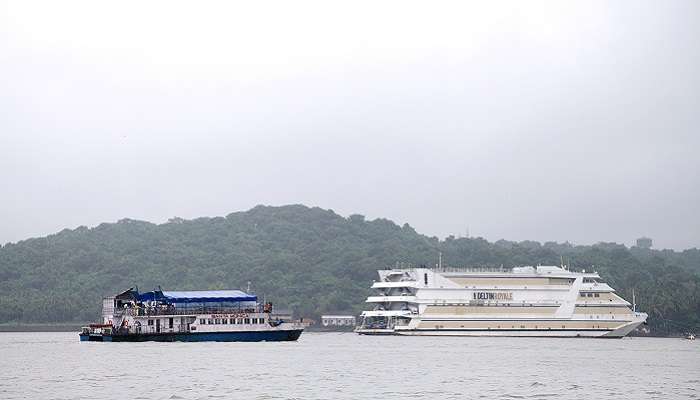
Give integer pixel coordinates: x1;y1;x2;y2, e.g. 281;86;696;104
356;265;647;338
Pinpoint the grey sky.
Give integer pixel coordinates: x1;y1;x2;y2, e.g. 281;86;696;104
1;1;699;249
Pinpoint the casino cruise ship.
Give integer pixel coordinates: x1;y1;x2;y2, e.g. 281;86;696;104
356;265;647;338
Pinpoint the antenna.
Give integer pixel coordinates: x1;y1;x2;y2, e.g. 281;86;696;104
439;252;443;269
560;256;564;269
632;288;636;313
247;281;251;293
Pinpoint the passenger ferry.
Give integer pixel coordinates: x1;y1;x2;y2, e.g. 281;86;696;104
356;265;647;338
79;288;304;342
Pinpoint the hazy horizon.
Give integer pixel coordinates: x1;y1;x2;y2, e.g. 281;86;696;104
2;1;699;250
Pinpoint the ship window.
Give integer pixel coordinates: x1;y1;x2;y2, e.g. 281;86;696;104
594;293;600;297
245;318;250;324
208;319;213;324
169;318;173;328
200;319;205;324
147;319;154;326
587;293;593;297
424;273;428;285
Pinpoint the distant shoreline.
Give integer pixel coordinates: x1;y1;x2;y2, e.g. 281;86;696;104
0;324;82;332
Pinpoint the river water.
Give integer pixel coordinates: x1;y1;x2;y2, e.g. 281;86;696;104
0;332;697;399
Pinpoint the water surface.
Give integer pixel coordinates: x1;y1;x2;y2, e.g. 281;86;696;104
0;332;697;399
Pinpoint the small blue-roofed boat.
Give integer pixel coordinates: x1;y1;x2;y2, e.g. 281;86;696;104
79;287;304;342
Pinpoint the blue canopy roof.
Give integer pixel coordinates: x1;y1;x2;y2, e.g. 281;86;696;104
138;290;257;303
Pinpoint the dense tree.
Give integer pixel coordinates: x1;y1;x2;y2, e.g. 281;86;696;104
0;204;698;335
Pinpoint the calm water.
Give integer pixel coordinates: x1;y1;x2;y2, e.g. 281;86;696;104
0;332;697;399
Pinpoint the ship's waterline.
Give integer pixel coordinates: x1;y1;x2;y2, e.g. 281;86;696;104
356;265;647;337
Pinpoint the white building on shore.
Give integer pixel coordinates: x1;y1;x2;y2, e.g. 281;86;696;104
321;315;356;327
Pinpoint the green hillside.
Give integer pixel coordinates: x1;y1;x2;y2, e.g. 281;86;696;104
1;204;698;335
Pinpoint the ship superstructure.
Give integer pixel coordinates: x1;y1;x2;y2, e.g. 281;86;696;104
80;288;303;342
356;266;647;338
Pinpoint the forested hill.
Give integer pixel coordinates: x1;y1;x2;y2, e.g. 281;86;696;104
1;205;698;334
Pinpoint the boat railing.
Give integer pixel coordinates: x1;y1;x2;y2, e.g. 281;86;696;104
435;266;513;273
121;325;191;335
387;266;513;274
122;306;262;317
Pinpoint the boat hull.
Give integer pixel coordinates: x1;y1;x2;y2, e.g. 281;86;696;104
392;329;617;338
356;319;645;338
79;329;303;342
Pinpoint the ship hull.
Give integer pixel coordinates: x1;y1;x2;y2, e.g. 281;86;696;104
356;319;645;338
393;329;615;338
80;329;303;342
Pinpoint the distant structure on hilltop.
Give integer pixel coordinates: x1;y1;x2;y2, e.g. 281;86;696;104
636;237;653;249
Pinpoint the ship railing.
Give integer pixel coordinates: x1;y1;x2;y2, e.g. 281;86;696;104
434;266;512;273
122;306;262;317
388;266;513;273
122;325;191;335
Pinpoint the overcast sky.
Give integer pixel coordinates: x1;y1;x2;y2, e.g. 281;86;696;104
1;1;699;250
